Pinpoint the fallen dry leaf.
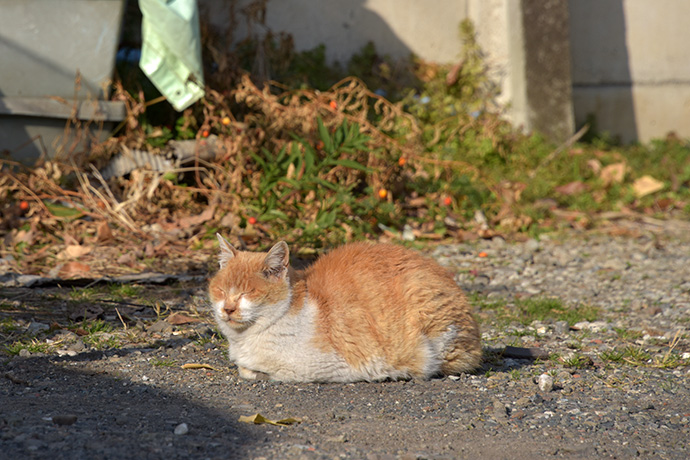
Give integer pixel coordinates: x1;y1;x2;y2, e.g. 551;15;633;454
555;181;587;196
655;197;674;210
586;159;602;175
60;244;92;259
167;312;201;325
180;363;220;371
12;229;36;245
238;413;301;426
633;175;665;198
178;204;216;229
57;261;91;279
96;221;113;243
600;162;626;186
116;252;137;266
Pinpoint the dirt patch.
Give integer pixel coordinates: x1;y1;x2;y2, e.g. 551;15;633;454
2;230;689;459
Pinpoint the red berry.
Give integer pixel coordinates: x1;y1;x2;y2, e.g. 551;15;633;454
19;201;29;211
248;217;257;225
443;196;452;206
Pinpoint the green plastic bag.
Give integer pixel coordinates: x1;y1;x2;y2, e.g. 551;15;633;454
138;0;205;111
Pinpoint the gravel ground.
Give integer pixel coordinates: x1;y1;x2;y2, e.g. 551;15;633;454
1;223;689;459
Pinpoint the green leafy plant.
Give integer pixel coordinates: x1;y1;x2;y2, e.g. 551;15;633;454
244;117;397;247
5;338;50;356
562;353;593;369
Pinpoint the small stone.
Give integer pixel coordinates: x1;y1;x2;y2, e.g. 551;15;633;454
174;423;189;435
68;339;85;353
401;225;415;241
602;259;626;270
492;399;508;423
27;322;49;335
18;349;31;358
538;374;554;392
147;320;173;334
524;239;540;253
327;434;347;443
491;236;506;247
515;396;531;408
572;321;609;332
554;321;569;335
52;415;78;426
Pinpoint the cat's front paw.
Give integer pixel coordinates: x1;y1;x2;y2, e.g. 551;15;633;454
237;366;270;380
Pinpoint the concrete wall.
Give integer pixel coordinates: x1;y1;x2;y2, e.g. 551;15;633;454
202;0;468;64
202;0;690;144
569;0;690;143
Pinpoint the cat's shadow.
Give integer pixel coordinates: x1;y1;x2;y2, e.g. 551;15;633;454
479;345;544;375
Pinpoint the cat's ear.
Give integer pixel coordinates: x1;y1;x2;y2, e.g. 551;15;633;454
217;233;238;269
262;241;289;279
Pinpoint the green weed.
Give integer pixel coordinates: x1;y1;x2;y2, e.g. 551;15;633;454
623;347;651;365
82;334;120;350
599;349;625;363
5;338;50;356
509;369;522;381
75;319;113;335
518;298;599;325
613;327;643;341
0;318;19;333
562;353;593;369
108;284;142;299
69;287;100;301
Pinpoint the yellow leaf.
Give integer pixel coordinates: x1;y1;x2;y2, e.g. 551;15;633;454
238;413;301;426
586;158;602;175
632;175;664;198
181;363;220;371
59;244;92;259
600;162;626;186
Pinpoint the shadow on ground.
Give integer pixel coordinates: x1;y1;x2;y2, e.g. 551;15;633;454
2;353;260;459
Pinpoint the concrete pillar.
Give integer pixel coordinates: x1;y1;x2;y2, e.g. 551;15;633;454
471;0;575;143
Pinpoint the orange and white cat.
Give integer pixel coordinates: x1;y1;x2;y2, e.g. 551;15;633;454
209;235;481;382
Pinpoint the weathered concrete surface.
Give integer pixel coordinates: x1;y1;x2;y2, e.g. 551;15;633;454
520;0;575;143
470;0;575;143
202;0;469;65
569;0;690;143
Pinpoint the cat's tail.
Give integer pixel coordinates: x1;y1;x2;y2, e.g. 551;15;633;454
441;325;483;375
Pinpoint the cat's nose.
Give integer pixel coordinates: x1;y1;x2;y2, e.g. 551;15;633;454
223;303;236;316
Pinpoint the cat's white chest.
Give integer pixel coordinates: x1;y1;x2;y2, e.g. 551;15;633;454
226;299;355;382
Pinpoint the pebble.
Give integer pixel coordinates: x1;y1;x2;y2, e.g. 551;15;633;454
524;239;540;253
174;423;189;435
27;322;49;335
326;434;347;443
51;415;78;426
147;320;173;334
553;321;569;335
538;374;554;392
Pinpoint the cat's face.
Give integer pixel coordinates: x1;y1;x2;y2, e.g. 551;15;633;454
209;236;291;330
